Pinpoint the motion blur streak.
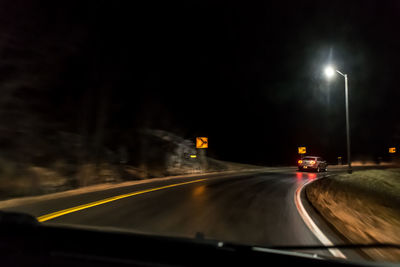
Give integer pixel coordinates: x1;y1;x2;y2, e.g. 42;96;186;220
37;179;207;222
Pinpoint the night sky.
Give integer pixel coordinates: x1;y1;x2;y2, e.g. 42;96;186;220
1;0;400;165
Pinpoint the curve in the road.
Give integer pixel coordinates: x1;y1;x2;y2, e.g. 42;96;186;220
33;170;350;260
295;177;346;259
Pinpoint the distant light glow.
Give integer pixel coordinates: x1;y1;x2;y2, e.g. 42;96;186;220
298;160;303;164
324;66;335;78
190;154;197;158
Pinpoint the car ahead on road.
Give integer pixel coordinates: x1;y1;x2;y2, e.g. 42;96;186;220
298;156;327;172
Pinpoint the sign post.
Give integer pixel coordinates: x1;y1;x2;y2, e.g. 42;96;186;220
196;137;208;171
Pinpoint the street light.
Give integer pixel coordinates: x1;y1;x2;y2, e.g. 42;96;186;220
324;66;335;78
324;65;352;174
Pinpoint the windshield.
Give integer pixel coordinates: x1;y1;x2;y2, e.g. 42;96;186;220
0;0;400;264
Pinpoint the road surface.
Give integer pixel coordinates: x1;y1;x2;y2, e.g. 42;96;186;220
2;168;366;260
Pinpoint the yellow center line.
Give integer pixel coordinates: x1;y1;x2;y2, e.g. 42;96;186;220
37;178;207;222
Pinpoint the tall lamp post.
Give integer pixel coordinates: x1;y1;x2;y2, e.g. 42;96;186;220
324;66;352;174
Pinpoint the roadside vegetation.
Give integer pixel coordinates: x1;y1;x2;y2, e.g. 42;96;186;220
306;168;400;262
0;130;262;200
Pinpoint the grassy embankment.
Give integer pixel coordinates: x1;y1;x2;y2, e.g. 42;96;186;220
306;168;400;262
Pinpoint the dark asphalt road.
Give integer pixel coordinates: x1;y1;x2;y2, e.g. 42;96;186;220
7;164;398;264
5;168;348;259
51;171;319;246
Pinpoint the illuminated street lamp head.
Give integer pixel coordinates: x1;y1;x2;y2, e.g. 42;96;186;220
324;66;335;79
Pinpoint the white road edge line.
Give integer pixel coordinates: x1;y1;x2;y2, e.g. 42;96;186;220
294;176;347;259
